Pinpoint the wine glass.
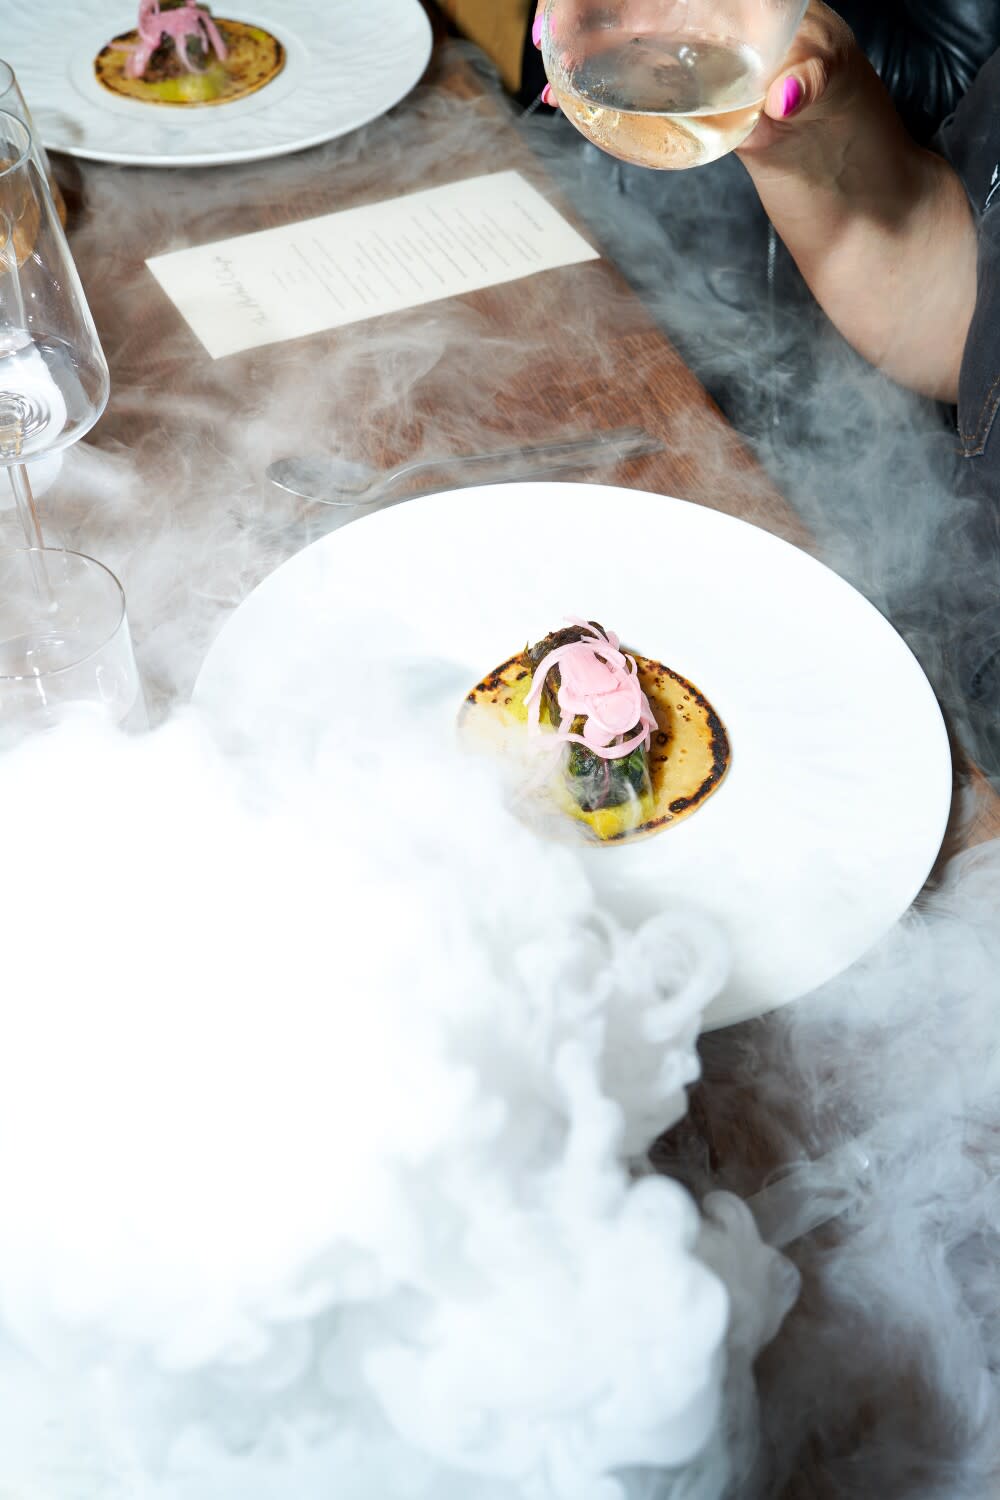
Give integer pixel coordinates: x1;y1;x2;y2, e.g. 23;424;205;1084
0;59;67;224
539;0;809;170
0;110;110;549
0;547;145;749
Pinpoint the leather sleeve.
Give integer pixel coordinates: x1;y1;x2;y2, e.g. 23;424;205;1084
832;0;1000;141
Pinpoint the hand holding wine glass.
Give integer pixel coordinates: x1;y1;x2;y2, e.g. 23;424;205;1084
734;2;858;153
535;0;810;169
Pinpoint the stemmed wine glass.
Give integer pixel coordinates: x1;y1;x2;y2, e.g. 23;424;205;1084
539;0;808;170
0;109;110;548
0;110;143;740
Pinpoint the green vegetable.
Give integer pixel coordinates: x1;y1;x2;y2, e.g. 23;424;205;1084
564;728;652;813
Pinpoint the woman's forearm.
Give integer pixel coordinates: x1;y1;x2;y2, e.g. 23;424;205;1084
739;45;978;401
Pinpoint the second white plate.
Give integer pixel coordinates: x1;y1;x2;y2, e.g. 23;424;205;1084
10;0;433;167
194;482;952;1029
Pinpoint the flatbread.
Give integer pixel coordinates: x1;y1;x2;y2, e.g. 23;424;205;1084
460;647;731;845
94;19;284;107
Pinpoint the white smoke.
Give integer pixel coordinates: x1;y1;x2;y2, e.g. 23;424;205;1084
0;702;792;1499
702;835;1000;1495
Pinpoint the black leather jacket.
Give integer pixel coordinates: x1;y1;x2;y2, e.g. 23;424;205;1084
843;0;1000;141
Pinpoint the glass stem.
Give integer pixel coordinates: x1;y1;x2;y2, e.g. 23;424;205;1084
8;461;44;549
6;463;52;604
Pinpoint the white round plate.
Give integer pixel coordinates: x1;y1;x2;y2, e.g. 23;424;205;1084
194;483;952;1030
9;0;432;168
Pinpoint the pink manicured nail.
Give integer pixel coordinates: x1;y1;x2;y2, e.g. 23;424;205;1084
532;12;543;47
780;76;803;117
541;82;555;106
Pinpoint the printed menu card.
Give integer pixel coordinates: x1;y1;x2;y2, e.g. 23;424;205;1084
146;171;600;359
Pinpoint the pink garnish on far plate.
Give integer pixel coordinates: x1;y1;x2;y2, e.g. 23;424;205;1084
116;0;228;79
524;618;656;760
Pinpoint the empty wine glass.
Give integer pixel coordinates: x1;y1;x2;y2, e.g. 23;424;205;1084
0;110;110;548
0;547;145;749
540;0;809;170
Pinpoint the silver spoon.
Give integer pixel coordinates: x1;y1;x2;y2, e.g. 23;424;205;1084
266;427;664;507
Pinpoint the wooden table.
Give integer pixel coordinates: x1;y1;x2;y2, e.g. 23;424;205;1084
43;34;1000;1497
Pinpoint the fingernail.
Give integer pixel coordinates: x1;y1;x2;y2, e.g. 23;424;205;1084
532;13;543;47
780;75;803;117
541;82;554;106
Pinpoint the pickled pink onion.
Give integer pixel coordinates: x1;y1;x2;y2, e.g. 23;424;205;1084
524;619;657;760
118;0;228;79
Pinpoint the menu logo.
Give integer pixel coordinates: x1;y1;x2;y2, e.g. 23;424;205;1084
212;254;268;327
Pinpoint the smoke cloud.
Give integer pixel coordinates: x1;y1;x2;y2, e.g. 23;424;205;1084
0;704;792;1499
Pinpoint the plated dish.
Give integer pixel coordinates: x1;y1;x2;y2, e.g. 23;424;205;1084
193;481;952;1028
9;0;433;168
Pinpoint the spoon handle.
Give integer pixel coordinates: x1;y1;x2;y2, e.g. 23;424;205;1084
355;426;664;505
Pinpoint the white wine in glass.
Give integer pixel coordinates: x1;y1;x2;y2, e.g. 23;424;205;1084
541;0;808;170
